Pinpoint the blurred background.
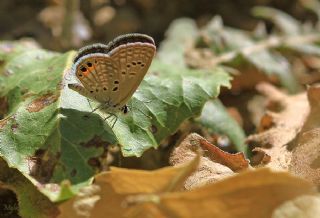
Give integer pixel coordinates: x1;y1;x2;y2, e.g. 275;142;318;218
1;0;320;168
0;0;315;51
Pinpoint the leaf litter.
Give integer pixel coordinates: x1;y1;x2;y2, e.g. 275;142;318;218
1;4;320;218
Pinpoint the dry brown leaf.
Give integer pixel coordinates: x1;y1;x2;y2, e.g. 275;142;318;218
141;168;316;218
294;56;320;85
247;83;309;170
93;6;116;26
247;94;268;127
230;65;278;92
272;195;320;218
58;155;199;218
290;85;320;185
170;133;249;189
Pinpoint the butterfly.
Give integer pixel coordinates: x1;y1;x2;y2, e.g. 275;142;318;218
68;33;156;124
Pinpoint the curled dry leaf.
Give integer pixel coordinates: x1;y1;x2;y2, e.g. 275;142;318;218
290;85;320;185
58;156;316;218
247;83;309;170
58;155;200;218
148;169;316;218
169;133;249;190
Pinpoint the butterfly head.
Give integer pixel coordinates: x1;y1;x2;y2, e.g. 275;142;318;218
121;105;129;114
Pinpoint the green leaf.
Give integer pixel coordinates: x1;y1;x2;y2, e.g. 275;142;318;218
287;43;320;56
241;49;299;93
158;18;198;67
105;60;231;156
0;41;231;188
39;178;92;202
0;41;114;185
202;21;300;93
252;6;301;35
197;99;247;153
0;157;59;218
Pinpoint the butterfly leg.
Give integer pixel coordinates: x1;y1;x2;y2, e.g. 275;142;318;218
83;98;93;119
104;113;118;128
83;101;104;119
104;113;114;121
87;98;94;110
111;115;118;128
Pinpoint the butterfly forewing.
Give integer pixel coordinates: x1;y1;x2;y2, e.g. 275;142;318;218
109;42;156;107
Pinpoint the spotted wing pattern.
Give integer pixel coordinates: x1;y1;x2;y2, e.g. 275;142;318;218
68;33;156;111
109;42;155;107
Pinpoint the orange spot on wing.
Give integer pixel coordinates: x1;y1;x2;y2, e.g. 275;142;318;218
79;66;91;77
83;70;91;77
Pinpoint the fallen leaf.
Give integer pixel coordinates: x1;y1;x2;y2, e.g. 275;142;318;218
290;85;320;185
139;168;316;218
199;137;248;171
247;83;309;170
58;155;200;218
294;56;320;85
170;133;249;189
272;195;320;218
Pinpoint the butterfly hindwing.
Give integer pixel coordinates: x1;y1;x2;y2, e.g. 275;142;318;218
73;54;119;104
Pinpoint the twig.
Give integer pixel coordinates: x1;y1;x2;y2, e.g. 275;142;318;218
60;0;80;48
187;33;320;68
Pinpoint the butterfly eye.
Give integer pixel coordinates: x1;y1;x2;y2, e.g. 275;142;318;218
123;105;129;114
